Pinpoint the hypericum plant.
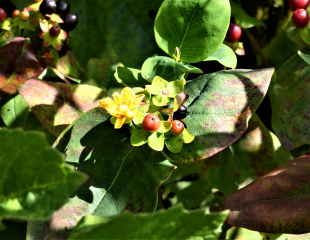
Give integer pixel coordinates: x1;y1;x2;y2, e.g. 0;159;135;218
0;0;79;94
98;73;195;153
0;0;309;239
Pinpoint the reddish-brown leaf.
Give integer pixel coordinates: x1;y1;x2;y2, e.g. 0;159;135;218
19;79;103;135
0;37;43;94
225;155;310;233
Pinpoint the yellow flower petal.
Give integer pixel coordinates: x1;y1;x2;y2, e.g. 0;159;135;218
121;87;135;105
112;92;122;104
99;98;117;116
114;117;127;129
99;87;146;129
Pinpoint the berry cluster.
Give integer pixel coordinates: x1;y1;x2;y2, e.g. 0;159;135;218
0;0;80;94
290;0;309;28
142;104;188;136
39;0;78;34
99;76;195;153
0;0;80;60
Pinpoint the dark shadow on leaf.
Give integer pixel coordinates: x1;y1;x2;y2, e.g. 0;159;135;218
76;123;174;215
169;69;273;162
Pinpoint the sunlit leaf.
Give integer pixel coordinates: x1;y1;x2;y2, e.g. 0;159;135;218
154;0;231;63
0;129;86;220
168;68;274;162
69;207;228;240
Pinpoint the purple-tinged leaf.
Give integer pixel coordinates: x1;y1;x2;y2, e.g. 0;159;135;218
225;155;310;234
168;68;274;162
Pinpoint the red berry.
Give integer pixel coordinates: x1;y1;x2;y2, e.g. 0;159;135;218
227;23;242;42
292;9;309;28
289;0;309;10
12;9;20;18
171;120;185;135
143;114;161;132
0;8;7;22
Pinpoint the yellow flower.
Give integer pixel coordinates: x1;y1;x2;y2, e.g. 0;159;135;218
99;87;145;129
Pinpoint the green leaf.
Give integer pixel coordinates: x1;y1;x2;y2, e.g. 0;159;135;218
152;95;170;107
205;115;291;195
77;124;174;215
0;129;86;220
166;136;183;153
141;56;202;81
205;44;237;69
182;128;195;144
276;233;310;240
69;207;228;240
66;108;108;163
168;68;274;162
166;79;186;97
231;1;262;28
263;30;299;66
154;0;231;63
298;27;310;46
298;50;310;65
86;58;114;88
11;0;29;8
0;95;29;127
71;0;162;68
227;228;263;240
158;121;172;133
166;116;291;210
230;115;292;176
146;76;168;95
148;132;165;151
270;54;310;150
130;128;148;147
114;66;147;87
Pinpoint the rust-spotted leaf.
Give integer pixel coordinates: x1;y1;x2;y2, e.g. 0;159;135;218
168;68;274;162
271;54;310;150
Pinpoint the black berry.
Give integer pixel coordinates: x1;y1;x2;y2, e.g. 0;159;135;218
61;13;78;32
39;0;57;15
57;0;70;16
173;105;188;120
49;25;61;37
